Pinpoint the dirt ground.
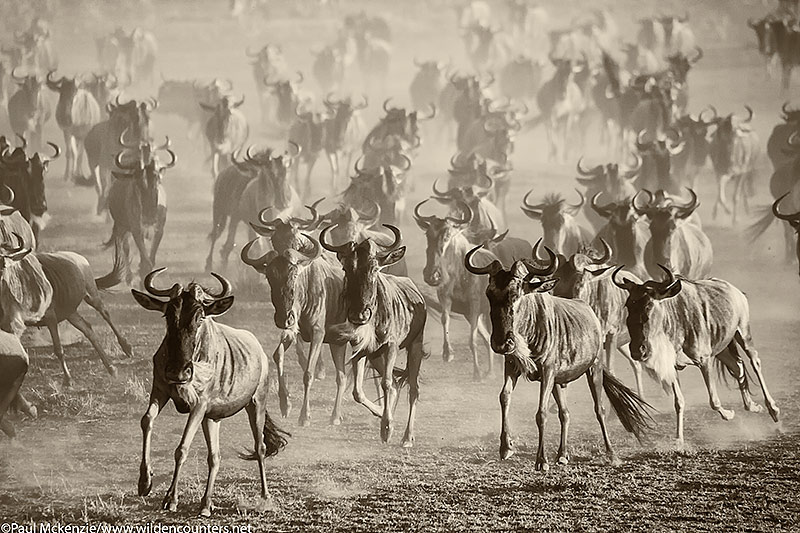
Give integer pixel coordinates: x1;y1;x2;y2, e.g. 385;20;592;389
2;0;800;531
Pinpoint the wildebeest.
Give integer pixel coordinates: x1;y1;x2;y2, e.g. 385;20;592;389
547;239;645;396
536;58;587;162
707;106;760;221
7;69;51;153
465;244;653;469
591;191;651;279
85;96;155;214
414;198;498;379
46;71;102;183
132;269;288;518
247;44;288;123
265;72;305;129
633;188;712;280
200;94;249;182
769;192;800;274
241;235;348;426
341;161;409;228
461;24;512;72
0;140;60;242
671;109;714;189
749;16;779;80
409;59;446;111
85;72;119;118
322;224;427;447
288;105;326;198
0;330;32;439
521;190;593;254
498;55;544;101
575;155;641;230
34;247;133;386
666;47;703;114
634;129;686;194
322;93;368;190
613;265;780;444
106;141;175;282
157;77;229;142
767;102;800;170
312;45;346;93
101;27;157;87
205;145;301;271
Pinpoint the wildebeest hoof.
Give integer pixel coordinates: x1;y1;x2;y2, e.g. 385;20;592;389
472;369;482;382
299;414;311;427
279;397;292;418
535;460;549;472
499;445;514;460
28;405;38;419
746;403;764;413
162;496;177;511
556;455;569;466
108;365;118;378
770;406;781;423
718;408;735;420
380;421;393;442
121;341;134;358
608;455;621;467
137;471;153;496
198;502;213;518
314;367;326;381
330;415;342;426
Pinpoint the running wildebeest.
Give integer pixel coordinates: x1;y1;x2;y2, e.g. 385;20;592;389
133;269;288;518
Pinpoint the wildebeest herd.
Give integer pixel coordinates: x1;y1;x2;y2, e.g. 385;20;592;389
1;0;800;528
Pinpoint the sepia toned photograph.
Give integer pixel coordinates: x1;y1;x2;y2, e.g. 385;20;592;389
0;0;797;530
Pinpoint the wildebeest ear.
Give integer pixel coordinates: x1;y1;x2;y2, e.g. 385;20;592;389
378;246;406;268
204;295;235;316
131;289;166;312
655;280;682;300
525;277;559;293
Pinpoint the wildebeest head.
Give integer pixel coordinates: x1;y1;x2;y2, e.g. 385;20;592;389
321;223;405;325
109;95;156;145
86;72;119;110
414;198;471;286
132;269;234;386
247;43;286;81
666;47;702;84
749;17;777;56
10;69;44;105
772;192;800;276
632;188;699;269
243;234;321;331
613;263;682;361
112;140;175;222
45;70;79;101
266;71;303;124
521;190;585;251
674;108;715;165
550;238;613;298
0;140;59;221
635;129;685;189
323;93;368;140
26;142;59;217
465;241;558;355
576;155;642;200
249;197;323;253
319;200;381;246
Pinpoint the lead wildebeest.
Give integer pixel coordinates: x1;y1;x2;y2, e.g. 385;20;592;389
133;269;288;518
322;224;427;447
46;70;102;183
465;244;653;469
414;198;499;379
613;265;780;444
106;141;176;282
241;235;348;426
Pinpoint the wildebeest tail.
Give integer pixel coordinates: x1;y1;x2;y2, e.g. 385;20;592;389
95;238;126;290
746;204;775;242
714;350;753;395
239;410;290;460
393;345;430;389
602;369;656;442
207;185;229;240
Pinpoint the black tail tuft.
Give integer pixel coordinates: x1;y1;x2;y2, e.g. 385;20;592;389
239;410;290;460
602;370;656;442
746;205;776;243
714;351;753;395
95;240;126;290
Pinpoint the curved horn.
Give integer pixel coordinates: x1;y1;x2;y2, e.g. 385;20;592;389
319;224;352;254
590;191;614;218
623;152;643;178
291;197;325;229
741;105;754;124
143;267;179;297
375;224;402;250
432;177;453;197
160;147;177;169
631;189;653;215
355;94;368;110
382;97;393;113
15;134;27;151
413;198;436;229
576;156;601;177
11;67;26;82
240;238;271;267
611;265;635;290
657;263;676;287
119;126;138;148
464;244;500;275
568;189;586;213
674;188;699;218
592;238;612;264
42;142;61;162
446;199;473;226
397;153;412;171
115;149;136;170
690;46;703;64
207;272;232;298
772;192;800;221
525;238;558;276
521;189;543;213
0;184;15;206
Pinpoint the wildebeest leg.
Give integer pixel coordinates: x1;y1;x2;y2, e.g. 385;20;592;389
163;408;206;512
75;138;87;179
219;215;240;268
84;292;133;358
13;391;37;418
467;310;483;381
299;330;325;427
304;156;318;200
46;317;73;387
477;314;493;379
0;356;27;438
535;367;556;471
551;384;570;465
618;344;644;399
62;130;74;182
401;338;424;448
131;231;153;282
717;345;762;413
713;174;732;219
440;298;454;363
499;357;521;460
211;152;220;182
783;222;796;264
672;377;686;445
273;334;293;417
587;363;619;465
329;344;347;426
149;213;166;268
138;388;169;496
90;162;103;213
734;330;780;422
325;150;339;192
379;344;398;443
698;358;735;420
66;312;117;377
198;418;220;518
352;357;382;417
121;236;134;285
244;400;269;499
